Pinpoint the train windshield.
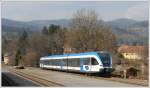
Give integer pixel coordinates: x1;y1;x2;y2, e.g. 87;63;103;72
98;53;111;67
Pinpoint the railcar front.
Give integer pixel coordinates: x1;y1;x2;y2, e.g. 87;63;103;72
97;52;112;74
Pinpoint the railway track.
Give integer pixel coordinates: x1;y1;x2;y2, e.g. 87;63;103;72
9;69;65;87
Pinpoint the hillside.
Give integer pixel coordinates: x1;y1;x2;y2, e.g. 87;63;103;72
107;19;148;45
2;18;148;45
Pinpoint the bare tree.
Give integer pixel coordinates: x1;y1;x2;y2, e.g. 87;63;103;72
67;9;116;53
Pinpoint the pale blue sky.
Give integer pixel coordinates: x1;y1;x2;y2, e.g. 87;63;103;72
2;1;149;21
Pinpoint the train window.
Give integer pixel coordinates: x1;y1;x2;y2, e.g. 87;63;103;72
60;59;62;66
51;60;54;65
71;59;75;66
55;59;58;65
44;60;48;65
55;59;59;65
47;60;49;65
91;58;98;65
68;58;80;67
83;58;90;65
48;60;51;65
62;59;67;66
54;59;57;65
73;58;80;67
68;59;72;66
77;58;80;66
54;59;59;66
50;60;52;65
54;59;56;65
57;59;61;66
54;60;56;65
53;59;56;65
51;60;55;65
98;53;110;66
68;59;73;66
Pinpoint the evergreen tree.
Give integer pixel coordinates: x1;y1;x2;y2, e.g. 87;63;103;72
16;30;28;66
15;49;21;66
48;24;60;35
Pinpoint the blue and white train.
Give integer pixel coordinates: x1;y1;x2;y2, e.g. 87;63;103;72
39;51;112;73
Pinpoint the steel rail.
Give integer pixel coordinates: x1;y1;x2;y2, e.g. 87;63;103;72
9;69;65;87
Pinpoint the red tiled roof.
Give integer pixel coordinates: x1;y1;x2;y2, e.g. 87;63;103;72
118;45;146;54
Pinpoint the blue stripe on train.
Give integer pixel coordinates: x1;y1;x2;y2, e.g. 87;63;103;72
80;58;84;72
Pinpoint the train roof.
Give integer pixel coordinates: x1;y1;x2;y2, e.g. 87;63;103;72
40;51;109;60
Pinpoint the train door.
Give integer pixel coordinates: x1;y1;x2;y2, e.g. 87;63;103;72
83;58;92;72
91;58;99;72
